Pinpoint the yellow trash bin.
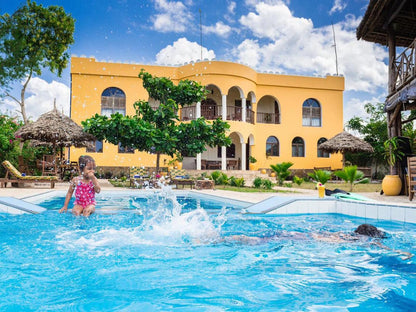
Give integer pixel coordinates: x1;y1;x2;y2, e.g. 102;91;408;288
318;185;325;198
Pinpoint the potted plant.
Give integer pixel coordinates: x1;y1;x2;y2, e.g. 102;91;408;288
175;153;184;170
249;155;257;170
382;137;404;196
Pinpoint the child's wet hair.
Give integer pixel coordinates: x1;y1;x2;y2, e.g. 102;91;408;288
354;224;386;238
78;155;96;171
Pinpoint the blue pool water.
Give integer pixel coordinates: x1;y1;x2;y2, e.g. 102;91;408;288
1;190;416;311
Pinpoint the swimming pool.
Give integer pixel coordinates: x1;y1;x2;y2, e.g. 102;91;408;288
1;190;416;311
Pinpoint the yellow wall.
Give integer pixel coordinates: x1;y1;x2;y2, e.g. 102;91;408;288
70;57;344;170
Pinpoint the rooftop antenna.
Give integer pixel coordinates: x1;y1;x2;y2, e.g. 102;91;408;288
331;22;339;75
199;9;203;60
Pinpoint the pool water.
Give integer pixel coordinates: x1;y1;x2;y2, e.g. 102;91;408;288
1;190;416;311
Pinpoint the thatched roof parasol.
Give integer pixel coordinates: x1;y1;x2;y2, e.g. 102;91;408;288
15;106;95;152
318;131;374;167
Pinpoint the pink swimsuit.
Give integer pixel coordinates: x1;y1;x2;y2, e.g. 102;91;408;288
73;178;96;208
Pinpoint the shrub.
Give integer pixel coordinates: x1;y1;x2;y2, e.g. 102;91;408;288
270;162;294;186
210;170;228;185
293;175;304;186
262;179;273;190
253;177;263;188
307;169;332;185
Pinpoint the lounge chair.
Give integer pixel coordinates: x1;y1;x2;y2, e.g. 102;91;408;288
169;169;194;189
407;157;416;201
129;167;150;187
1;160;57;188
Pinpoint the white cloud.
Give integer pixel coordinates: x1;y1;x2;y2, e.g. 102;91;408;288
203;22;232;37
228;1;236;14
343;94;385;123
151;0;192;33
155;37;216;65
329;0;347;15
235;2;388;93
0;77;70;121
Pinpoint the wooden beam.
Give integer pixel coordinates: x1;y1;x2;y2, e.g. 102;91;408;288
388;102;402;128
386;0;408;27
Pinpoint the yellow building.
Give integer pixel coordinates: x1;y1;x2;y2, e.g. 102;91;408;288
70;57;344;171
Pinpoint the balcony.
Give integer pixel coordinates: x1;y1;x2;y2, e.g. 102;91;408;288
256;112;280;124
180;105;255;124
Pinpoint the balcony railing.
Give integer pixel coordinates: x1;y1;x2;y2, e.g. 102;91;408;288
180;105;255;124
256;112;280;124
393;39;416;92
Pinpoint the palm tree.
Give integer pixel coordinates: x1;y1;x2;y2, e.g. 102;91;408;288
270;162;293;186
333;165;369;191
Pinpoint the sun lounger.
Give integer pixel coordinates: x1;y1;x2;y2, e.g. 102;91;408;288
1;160;57;188
129;167;150;187
0;196;46;214
170;169;194;189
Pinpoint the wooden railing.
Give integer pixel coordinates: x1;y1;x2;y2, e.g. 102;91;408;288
393;39;416;92
256;112;280;124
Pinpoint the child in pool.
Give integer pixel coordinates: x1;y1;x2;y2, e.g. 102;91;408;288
59;155;101;216
224;224;414;260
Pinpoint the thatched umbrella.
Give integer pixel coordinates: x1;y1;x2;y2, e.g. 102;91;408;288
15;106;95;158
318;131;374;167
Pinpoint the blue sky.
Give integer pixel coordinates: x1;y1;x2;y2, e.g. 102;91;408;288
1;0;387;124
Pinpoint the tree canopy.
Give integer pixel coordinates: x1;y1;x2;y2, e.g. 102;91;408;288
0;0;75;123
82;70;231;172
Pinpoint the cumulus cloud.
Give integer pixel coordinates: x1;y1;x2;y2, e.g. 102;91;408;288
343;93;386;123
234;1;388;93
151;0;192;33
155;37;216;65
330;0;347;15
0;77;70;121
203;22;232;37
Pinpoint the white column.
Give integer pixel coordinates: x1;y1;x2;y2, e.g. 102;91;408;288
222;94;227;120
242;98;246;122
196;101;201;118
241;142;246;171
221;146;226;170
196;101;202;170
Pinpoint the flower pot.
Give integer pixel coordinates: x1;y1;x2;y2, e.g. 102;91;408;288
261;169;267;174
249;164;257;171
382;175;402;196
175;162;183;170
270;172;276;177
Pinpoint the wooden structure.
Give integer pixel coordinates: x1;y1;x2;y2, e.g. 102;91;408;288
407;156;416;201
357;0;416;185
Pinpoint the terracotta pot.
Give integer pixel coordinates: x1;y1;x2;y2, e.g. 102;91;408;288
249;164;257;171
270;172;276;177
260;169;267;174
382;175;402;196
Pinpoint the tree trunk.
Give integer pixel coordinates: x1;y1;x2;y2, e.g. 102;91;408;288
156;152;160;173
20;72;32;124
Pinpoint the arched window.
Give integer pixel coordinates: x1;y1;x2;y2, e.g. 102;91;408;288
317;137;330;158
101;87;126;116
266;136;279;156
302;98;321;127
292;137;305;157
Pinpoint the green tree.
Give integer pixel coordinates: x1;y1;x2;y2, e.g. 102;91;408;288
333;165;369;192
346;102;388;177
270;162;293;186
82;70;231;172
0;0;75;123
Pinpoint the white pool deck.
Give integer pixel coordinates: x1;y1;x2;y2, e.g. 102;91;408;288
0;179;415;223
